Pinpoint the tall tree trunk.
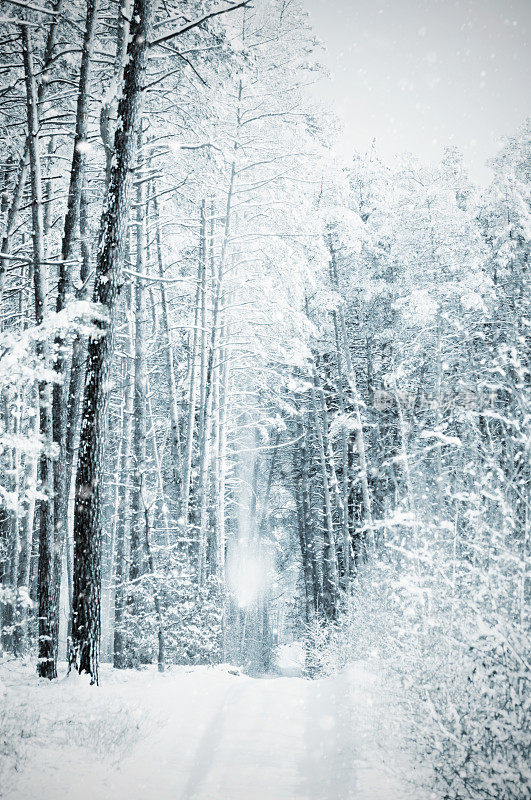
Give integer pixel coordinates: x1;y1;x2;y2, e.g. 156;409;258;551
299;418;321;610
64;181;92;501
2;400;20;654
65;0;127;505
310;369;339;618
147;379;171;547
216;287;231;585
0;154;28;311
293;435;314;622
152;191;181;489
52;0;100;661
196;357;213;586
199;199;227;585
100;0;132;185
69;0;157;683
143;506;165;672
332;315;351;584
21;24;57;678
15;385;38;653
180;213;204;527
197;200;208;470
128;135;148;607
328;239;374;549
113;290;134;668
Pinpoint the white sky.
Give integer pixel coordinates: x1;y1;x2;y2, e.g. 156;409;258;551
304;0;530;182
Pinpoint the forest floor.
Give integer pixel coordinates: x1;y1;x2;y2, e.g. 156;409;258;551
0;657;425;800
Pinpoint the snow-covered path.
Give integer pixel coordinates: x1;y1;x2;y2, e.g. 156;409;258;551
1;662;419;800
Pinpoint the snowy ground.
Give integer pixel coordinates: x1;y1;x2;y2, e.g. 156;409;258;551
0;657;425;800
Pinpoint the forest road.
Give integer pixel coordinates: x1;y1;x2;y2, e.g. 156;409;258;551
108;664;412;800
3;662;416;800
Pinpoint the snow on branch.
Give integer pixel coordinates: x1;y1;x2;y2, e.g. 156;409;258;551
150;1;251;49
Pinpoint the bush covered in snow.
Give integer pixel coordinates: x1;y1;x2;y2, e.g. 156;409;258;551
306;525;531;800
120;552;223;667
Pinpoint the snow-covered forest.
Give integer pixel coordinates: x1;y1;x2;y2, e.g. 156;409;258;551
0;0;529;797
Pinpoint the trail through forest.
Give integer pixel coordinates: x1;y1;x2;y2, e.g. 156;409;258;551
1;661;418;800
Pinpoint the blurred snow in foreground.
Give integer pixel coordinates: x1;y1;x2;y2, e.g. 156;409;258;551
0;658;427;800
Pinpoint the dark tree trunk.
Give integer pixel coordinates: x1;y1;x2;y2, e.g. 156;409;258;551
53;0;100;656
293;437;314;623
69;0;157;684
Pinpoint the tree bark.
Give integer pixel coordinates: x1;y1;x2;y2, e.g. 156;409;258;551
143;506;165;672
152;190;181;490
180;211;204;527
113;289;134;668
69;0;157;683
52;0;100;660
328;239;374;550
15;386;38;653
310;368;339;618
129;134;148;595
21;23;57;679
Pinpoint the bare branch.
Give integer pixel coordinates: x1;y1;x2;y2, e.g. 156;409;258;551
2;0;58;17
150;1;251;48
